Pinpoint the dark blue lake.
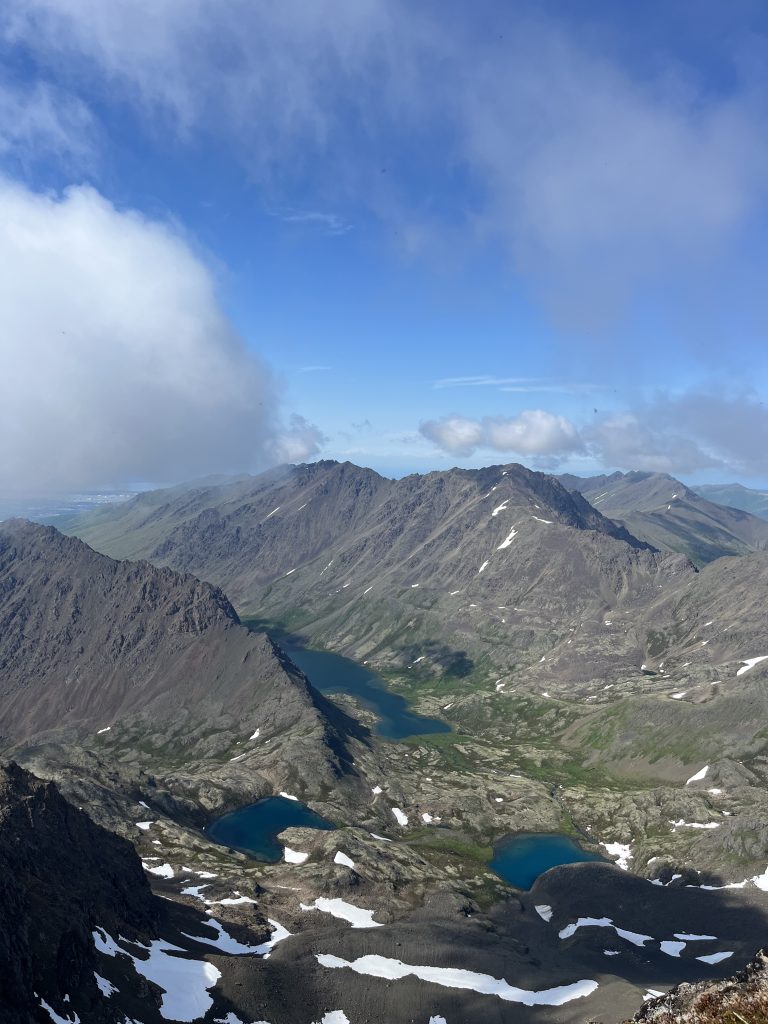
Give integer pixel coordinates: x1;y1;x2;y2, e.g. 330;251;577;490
489;832;606;889
284;645;451;741
206;796;335;862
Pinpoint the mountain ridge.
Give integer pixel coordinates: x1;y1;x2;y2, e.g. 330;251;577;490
0;518;358;801
558;469;768;565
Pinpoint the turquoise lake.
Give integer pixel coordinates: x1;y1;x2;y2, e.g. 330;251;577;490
284;644;451;741
489;832;606;889
206;796;335;862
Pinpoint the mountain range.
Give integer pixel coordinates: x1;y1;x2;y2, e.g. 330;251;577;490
693;481;768;521
5;461;768;1023
558;470;768;565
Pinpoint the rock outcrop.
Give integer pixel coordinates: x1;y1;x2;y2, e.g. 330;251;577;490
0;761;157;1024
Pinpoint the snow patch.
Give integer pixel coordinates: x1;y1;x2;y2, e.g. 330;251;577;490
94;972;118;997
180;884;210;899
601;842;633;871
183;915;289;957
93;927;220;1022
284;848;309;864
697;951;734;965
392;807;408;827
143;862;174;878
685;765;709;784
535;905;553;922
316;953;598;1006
559;918;653;947
301;897;382;928
737;656;768;676
334;851;355;869
38;998;80;1024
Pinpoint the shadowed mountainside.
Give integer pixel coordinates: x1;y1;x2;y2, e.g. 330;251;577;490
0;761;157;1024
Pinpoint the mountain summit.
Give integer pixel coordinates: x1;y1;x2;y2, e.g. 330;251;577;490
559;470;768;565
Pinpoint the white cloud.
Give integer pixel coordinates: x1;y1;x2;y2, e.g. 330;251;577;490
0;177;320;493
5;2;767;332
420;393;768;478
583;413;720;475
586;393;768;477
418;416;483;458
274;415;327;463
484;411;581;455
420;411;581;458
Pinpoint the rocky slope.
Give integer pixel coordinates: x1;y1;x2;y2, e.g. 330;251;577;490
560;470;768;565
68;460;675;673
61;462;768;851
695;482;768;521
619;947;768;1022
0;519;357;802
0;761;157;1024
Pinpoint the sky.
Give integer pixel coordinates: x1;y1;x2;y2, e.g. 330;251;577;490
2;0;768;492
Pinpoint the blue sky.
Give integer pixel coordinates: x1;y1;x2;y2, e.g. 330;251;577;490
2;0;768;490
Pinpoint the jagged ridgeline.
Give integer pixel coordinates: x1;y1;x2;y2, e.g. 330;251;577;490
0;518;356;792
63;460;768;681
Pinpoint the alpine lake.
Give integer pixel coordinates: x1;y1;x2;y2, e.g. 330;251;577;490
208;641;604;888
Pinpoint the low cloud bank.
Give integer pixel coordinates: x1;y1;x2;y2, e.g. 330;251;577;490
420;394;768;477
0;179;321;493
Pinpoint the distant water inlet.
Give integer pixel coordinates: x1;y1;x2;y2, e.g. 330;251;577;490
284;644;451;741
206;796;335;862
489;832;606;889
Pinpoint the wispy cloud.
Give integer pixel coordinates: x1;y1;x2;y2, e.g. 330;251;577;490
275;209;353;236
298;364;332;373
432;375;595;394
0;76;96;171
3;0;763;336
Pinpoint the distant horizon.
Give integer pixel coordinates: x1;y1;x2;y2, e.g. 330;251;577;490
3;456;768;506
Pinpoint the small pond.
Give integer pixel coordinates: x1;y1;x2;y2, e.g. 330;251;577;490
489;832;606;889
284;644;451;741
206;796;335;862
